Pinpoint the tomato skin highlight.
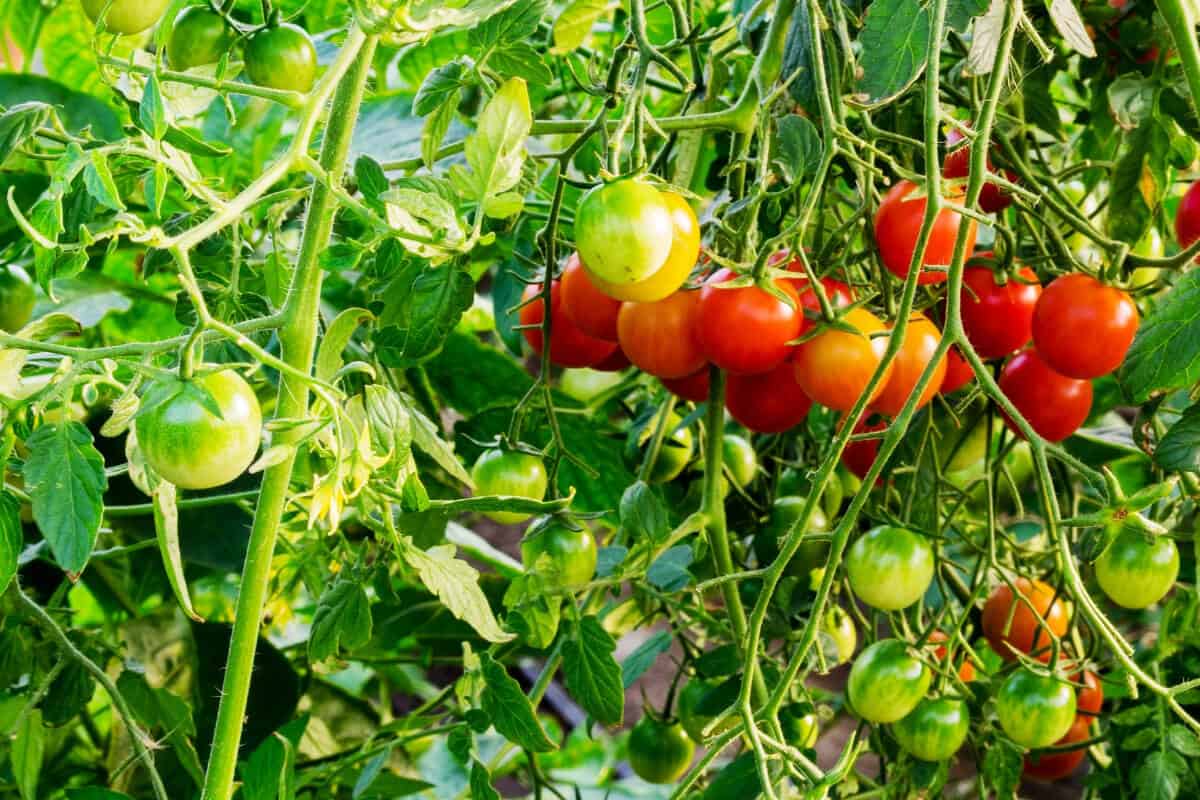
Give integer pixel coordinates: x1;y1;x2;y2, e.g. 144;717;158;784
874;180;978;285
1031;274;1138;379
590;191;700;302
575;180;675;287
560;253;622;341
1094;529;1180;609
166;6;233;70
661;368;710;403
82;0;168;34
982;578;1069;662
1175;181;1200;257
794;307;894;412
244;23;319;93
872;313;948;417
470;449;548;524
627;717;695;784
725;360;812;433
696;269;802;375
617;291;707;379
1023;715;1090;782
940;346;975;393
520;282;619;369
997;669;1077;749
135;370;263;490
846;525;935;610
998;349;1092;442
960;262;1041;359
0;264;35;333
847;639;932;723
892;697;970;761
520;518;597;591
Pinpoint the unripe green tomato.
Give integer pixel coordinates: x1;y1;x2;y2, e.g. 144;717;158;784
627;716;695;784
244;23;318;93
752;496;829;577
1129;226;1165;290
166;6;234;70
575;179;675;286
559;367;623;402
779;702;819;749
82;0;168;34
996;670;1076;749
470;449;549;524
134;370;263;490
520;518;597;592
776;468;843;519
819;606;857;665
847;639;931;723
645;413;694;484
1094;529;1179;609
0;264;35;332
676;680;735;742
892;697;970;761
845;526;935;611
721;434;757;488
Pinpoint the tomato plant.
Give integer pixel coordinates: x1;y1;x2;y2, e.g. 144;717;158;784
1094;529;1180;609
617;290;706;378
942;129;1018;213
874;180;978;285
1022;715;1091;782
871;312;947;417
982;578;1070;661
627;716;695;784
0;262;34;332
560;252;622;341
520;517;597;591
588;191;701;302
940;346;974;393
696;269;802;374
725;359;813;433
81;0;168;34
521;281;619;368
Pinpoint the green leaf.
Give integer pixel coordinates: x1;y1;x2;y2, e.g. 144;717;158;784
489;44;554;84
399;391;474;487
423;99;458;170
946;0;989;33
146;162;168;218
364;385;413;467
23;422;106;575
646;545;693;591
772;114;822;182
353;745;392;799
1156;404;1200;472
139;73;169;140
0;102;52;166
479;653;555;751
447;78;531;218
0;490;20;594
1167;725;1200;757
621;630;671;688
382;188;468;259
42;659;95;726
163;125;232;157
1107;117;1169;245
399;539;514;643
855;0;930;106
1132;750;1186;800
503;572;562;648
240;731;297;800
115;671;203;783
1119;269;1200;403
980;740;1022;799
309;575;374;661
316;307;374;385
355;155;389;206
619;481;669;543
154;482;202;621
83;150;126;211
375;265;474;367
782;0;819;111
13;709;43;800
469;761;501;800
1046;0;1096;57
551;0;608;53
700;753;760;800
414;60;470;116
1109;75;1156;130
562;616;624;725
67;790;135;800
469;0;547;48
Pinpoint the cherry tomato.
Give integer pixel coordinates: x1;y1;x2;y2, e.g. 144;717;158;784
575;180;676;287
627;716;695;784
998;349;1092;443
1031;274;1138;379
470;449;548;524
847;639;932;723
777;256;856;333
559;368;623;402
779;702;820;749
1094;529;1179;609
892;697;970;762
845;525;935;611
696;269;802;374
1075;670;1103;719
643;412;694;484
0;264;35;333
661;368;710;403
960;260;1041;359
943;130;1019;214
821;606;858;665
752;496;829;578
135;369;263;490
591;346;631;372
927;631;976;682
872;313;948;417
1175;181;1200;258
677;680;727;742
520;282;619;368
940;347;975;393
590;192;701;302
617;291;706;379
726;360;812;433
982;578;1069;662
722;434;757;488
82;0;168;34
560;253;621;341
996;669;1077;749
874;180;978;285
166;6;233;70
840;418;887;480
520;517;597;591
244;23;319;93
1023;715;1090;782
794;308;894;412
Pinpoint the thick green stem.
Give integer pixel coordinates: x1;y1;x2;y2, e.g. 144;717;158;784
199;29;377;800
1157;0;1200;115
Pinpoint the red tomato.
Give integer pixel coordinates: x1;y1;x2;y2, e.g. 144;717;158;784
940;346;975;393
521;282;619;368
696;269;803;374
874;180;978;285
999;350;1092;443
960;260;1041;359
841;418;886;480
1023;715;1090;782
1175;182;1200;257
794;308;894;412
776;255;856;333
1031;274;1138;379
725;360;813;433
662;368;710;403
943;129;1019;214
560;253;621;341
872;313;948;418
592;347;631;372
927;630;976;682
1075;670;1104;719
617;291;707;379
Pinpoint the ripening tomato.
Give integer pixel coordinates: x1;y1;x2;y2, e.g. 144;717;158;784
560;253;621;341
845;525;935;610
794;308;894;412
847;639;932;723
590;192;701;302
940;347;974;393
244;23;319;93
166;6;233;70
1175;181;1200;257
1094;529;1179;609
943;129;1020;214
874;180;978;285
1075;670;1103;718
696;269;802;374
928;631;976;682
982;578;1069;662
998;350;1092;443
960;261;1041;359
997;669;1077;749
575;180;676;287
618;291;707;379
777;256;856;333
520;282;619;368
471;449;548;525
725;360;813;433
0;264;35;333
841;418;886;480
627;717;695;784
872;313;948;417
892;697;970;762
662;368;710;403
83;0;168;34
1031;274;1138;379
1023;715;1090;782
520;517;597;591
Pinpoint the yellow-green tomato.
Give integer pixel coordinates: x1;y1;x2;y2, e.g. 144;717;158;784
134;370;262;490
0;264;35;333
82;0;169;34
779;702;819;749
845;526;935;611
996;670;1076;749
574;179;675;286
892;697;970;761
520;518;597;592
627;716;695;784
646;412;694;484
1094;529;1180;609
820;606;857;665
721;434;757;488
559;367;623;402
244;23;318;93
847;639;931;723
470;449;549;525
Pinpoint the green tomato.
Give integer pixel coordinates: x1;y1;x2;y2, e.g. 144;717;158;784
845;526;934;611
752;496;829;577
777;468;843;519
892;697;970;761
0;264;35;333
819;606;857;665
574;179;675;285
1130;226;1165;290
627;716;695;784
520;517;597;592
134;369;263;490
1095;529;1179;609
559;367;623;402
82;0;168;34
721;434;757;488
646;412;694;484
244;23;318;93
166;6;234;70
847;639;931;723
676;680;735;742
779;702;819;749
996;669;1076;749
471;449;549;524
